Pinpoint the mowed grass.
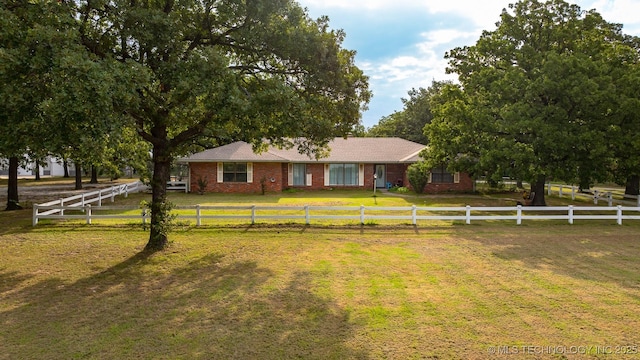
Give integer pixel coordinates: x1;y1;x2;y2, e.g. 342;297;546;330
2;190;640;359
53;188;604;228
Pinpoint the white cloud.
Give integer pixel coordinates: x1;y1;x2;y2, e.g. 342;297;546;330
360;29;475;101
299;0;425;11
586;0;640;35
298;0;640;126
423;0;509;28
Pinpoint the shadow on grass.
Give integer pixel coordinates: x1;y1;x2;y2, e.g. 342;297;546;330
0;249;367;359
473;226;640;290
0;209;36;236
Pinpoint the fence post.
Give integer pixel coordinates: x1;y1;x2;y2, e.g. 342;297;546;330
33;205;38;226
547;181;552;196
251;205;256;225
607;192;613;207
60;198;65;216
517;205;522;225
559;185;563;198
571;186;576;201
412;205;417;225
465;205;471;225
360;205;365;225
305;205;310;225
593;190;599;205
81;193;85;207
86;204;92;225
111;187;116;202
196;204;201;226
98;191;102;207
617;205;623;225
142;208;147;225
568;205;574;225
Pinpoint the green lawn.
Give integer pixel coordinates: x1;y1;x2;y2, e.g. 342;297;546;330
2;191;640;359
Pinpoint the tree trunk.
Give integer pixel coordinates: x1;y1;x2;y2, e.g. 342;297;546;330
63;159;69;178
90;166;98;184
625;175;639;196
75;163;83;190
530;175;546;206
145;143;172;252
5;157;22;211
34;159;41;181
578;179;592;193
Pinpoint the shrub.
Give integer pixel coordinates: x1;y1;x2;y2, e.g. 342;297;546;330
407;162;430;194
197;176;208;195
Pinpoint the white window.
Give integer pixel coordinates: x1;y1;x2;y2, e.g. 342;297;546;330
292;164;306;186
329;164;359;186
428;165;460;184
217;162;253;183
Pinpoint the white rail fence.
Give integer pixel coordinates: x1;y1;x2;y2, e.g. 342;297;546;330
33;204;640;226
545;183;639;207
33;181;146;224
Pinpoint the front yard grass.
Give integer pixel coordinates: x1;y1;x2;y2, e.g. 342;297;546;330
2;188;640;359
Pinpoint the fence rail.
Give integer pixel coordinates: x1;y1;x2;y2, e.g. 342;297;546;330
33;181;145;224
545;183;639;207
32;204;640;227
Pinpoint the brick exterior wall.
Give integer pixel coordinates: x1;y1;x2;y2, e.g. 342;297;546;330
385;164;409;188
423;172;474;193
189;162;285;194
189;162;474;193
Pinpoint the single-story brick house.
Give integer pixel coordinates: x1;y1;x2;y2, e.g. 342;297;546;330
178;137;473;194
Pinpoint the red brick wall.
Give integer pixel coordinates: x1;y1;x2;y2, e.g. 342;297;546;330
189;162;474;193
189;162;284;194
423;172;474;193
385;164;408;188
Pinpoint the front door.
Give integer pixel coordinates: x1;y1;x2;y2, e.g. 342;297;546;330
375;165;386;188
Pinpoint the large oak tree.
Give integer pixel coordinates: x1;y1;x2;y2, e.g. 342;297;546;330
77;0;370;250
424;0;634;205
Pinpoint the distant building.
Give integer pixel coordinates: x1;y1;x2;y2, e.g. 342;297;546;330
0;157;75;177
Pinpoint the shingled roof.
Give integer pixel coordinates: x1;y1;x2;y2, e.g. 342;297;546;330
180;137;425;164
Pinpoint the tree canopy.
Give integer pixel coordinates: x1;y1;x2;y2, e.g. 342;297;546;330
74;0;370;250
422;0;639;205
0;0;80;209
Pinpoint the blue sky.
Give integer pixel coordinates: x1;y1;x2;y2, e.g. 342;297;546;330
296;0;640;128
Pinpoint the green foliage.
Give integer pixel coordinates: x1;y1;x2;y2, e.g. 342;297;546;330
196;176;208;195
140;199;176;241
425;0;639;205
71;0;370;249
407;162;430;194
368;81;450;145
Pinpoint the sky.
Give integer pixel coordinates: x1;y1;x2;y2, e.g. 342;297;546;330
296;0;640;129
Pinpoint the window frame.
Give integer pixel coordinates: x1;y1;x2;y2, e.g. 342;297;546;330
292;163;307;186
222;162;248;183
328;163;359;186
430;165;454;184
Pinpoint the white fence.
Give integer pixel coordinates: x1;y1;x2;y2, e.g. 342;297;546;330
33;181;145;225
546;183;640;207
32;204;640;227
